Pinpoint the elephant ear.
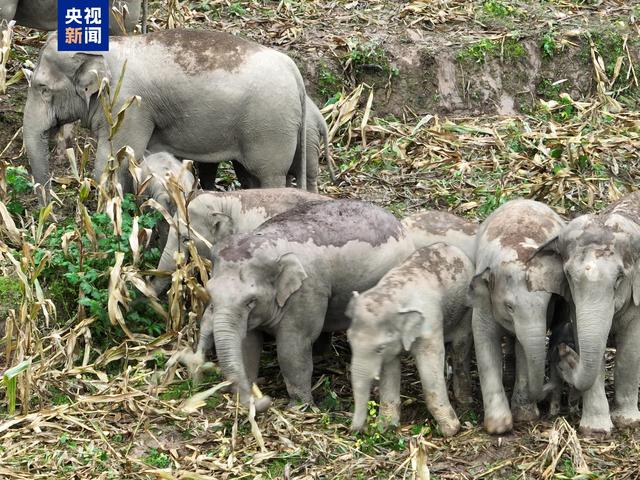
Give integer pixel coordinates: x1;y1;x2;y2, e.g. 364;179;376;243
525;236;566;297
73;53;110;106
398;310;425;351
275;253;307;307
466;267;493;308
208;213;234;243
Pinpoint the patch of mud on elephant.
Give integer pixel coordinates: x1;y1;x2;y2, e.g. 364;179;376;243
217;200;405;261
405;211;478;236
486;214;561;262
143;29;261;74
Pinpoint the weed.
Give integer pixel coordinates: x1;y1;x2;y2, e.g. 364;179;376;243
317;63;344;100
159;379;194;401
144;448;171;468
228;2;246;16
541;32;558;59
457;39;498;63
34;193;163;345
482;0;514;17
5;166;31;216
318;377;343;412
344;39;398;77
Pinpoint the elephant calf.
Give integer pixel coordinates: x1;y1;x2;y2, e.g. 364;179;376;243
468;199;565;434
346;243;474;436
151;188;329;296
196;200;414;411
137;152;196;214
401;210;478;261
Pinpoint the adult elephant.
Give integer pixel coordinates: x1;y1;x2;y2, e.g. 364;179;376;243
23;29;307;198
528;191;640;436
468;199;565;434
0;0;142;34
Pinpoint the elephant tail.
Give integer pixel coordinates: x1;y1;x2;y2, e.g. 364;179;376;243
292;63;307;191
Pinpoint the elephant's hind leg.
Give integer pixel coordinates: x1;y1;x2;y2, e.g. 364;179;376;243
612;312;640;429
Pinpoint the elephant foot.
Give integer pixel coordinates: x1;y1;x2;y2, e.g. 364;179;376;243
379;401;401;429
578;415;613;438
437;416;461;437
286;398;315;411
512;403;540;423
484;412;513;435
253;395;273;413
548;399;561;418
612;409;640;429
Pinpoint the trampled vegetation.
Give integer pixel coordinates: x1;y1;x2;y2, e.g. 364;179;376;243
0;1;640;478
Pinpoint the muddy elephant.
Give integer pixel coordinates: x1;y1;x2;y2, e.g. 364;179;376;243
24;29;308;201
346;243;474;436
528;191;640;436
136;151;195;214
468;199;565;434
151;188;329;296
193;200;414;411
0;0;142;34
401;210;478;261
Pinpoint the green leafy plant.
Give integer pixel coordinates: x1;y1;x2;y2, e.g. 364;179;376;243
482;0;514;17
5;166;32;216
35;193;162;345
344;39;398;78
541;32;558;59
144;448;171;468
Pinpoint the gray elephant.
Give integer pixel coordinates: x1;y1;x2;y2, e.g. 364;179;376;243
544;314;577;417
346;243;474;436
151;188;329;296
0;0;142;33
137;151;195;214
468;199;565;434
528;191;640;436
401;210;478;261
24;29;308;200
194;200;414;411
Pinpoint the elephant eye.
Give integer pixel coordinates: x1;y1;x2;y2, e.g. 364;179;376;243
375;345;385;354
246;298;257;309
504;302;514;313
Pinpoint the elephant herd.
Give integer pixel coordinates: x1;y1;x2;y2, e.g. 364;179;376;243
6;5;640;440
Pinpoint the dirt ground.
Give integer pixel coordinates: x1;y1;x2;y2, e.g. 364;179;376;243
1;1;640;479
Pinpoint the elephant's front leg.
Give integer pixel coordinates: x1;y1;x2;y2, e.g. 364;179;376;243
511;340;540;422
378;357;401;428
276;297;327;406
612;311;640;429
579;359;612;436
413;332;460;437
449;310;473;407
472;307;512;434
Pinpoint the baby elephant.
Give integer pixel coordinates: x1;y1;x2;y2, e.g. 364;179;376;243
199;200;415;411
545;313;578;416
151;188;329;295
346;243;474;436
401;210;478;261
137;152;196;214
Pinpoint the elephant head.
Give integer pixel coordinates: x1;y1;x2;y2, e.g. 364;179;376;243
24;32;110;193
345;292;416;431
204;248;307;411
469;256;564;401
527;213;640;392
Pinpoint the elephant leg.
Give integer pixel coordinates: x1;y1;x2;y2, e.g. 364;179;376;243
548;366;562;417
449;310;473;407
196;162;219;191
413;333;460;437
257;175;287;189
472;307;512;434
275;298;327;406
378;356;401;428
579;359;613;437
243;329;264;386
612;313;640;428
511;340;540;422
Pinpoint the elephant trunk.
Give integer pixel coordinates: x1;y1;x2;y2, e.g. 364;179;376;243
350;355;379;432
515;318;547;401
23;89;54;196
570;298;614;392
213;307;271;412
